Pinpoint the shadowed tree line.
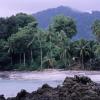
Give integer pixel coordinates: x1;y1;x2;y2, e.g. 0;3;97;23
0;13;99;70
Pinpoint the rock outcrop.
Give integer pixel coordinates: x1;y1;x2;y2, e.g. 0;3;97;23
1;75;100;100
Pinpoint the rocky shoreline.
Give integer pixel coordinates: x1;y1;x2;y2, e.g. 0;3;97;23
0;75;100;100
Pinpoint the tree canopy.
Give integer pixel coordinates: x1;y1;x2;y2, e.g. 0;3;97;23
0;14;99;70
92;20;100;42
50;15;77;38
0;13;36;39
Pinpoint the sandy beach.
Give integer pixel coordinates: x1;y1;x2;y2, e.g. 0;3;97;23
0;69;100;82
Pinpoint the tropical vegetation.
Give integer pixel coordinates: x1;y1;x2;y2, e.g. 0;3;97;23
0;13;99;70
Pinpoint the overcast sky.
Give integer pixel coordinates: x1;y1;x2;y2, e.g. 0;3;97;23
0;0;100;17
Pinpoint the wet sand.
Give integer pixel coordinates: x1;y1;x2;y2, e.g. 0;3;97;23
0;69;100;82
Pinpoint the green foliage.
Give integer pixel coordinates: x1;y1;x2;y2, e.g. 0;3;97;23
0;13;36;39
0;14;99;70
50;15;77;38
94;42;100;58
92;20;100;42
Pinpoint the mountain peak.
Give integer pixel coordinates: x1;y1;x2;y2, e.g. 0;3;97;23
57;5;71;9
33;6;100;40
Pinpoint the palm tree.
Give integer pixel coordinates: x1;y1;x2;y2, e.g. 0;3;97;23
44;27;56;69
28;29;47;70
94;42;100;58
7;37;15;65
74;39;90;69
58;31;73;68
27;36;35;64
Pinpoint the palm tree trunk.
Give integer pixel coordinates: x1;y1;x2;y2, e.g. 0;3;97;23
40;47;43;70
64;49;67;67
50;33;53;69
31;50;33;63
39;41;43;70
20;53;22;65
68;58;70;68
23;53;26;66
11;55;13;65
81;53;84;69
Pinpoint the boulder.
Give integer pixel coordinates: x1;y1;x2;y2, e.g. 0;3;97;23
2;76;100;100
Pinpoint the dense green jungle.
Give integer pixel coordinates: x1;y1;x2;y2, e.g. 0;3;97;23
0;13;100;71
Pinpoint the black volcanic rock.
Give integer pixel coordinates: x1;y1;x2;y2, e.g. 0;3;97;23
0;95;5;100
2;76;100;100
33;6;100;40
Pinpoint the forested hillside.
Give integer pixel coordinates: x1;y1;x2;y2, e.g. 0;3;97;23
33;6;100;40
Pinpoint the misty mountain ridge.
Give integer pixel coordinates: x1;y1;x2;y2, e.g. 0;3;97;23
33;6;100;40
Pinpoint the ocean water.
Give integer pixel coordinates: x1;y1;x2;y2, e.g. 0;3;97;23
0;70;100;98
0;78;63;98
